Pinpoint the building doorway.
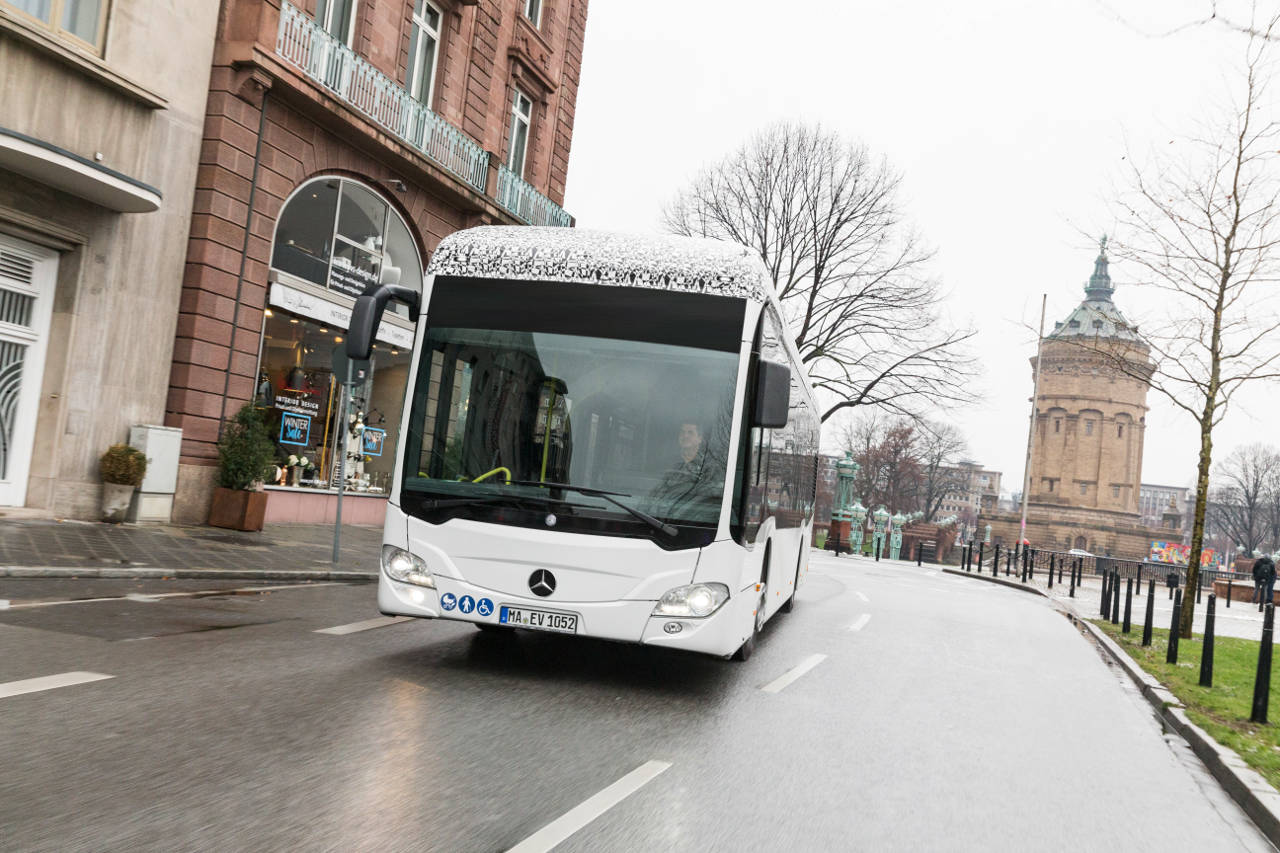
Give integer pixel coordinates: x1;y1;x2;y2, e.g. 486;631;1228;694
0;234;56;506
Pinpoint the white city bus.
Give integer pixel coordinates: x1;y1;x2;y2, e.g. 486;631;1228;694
346;227;820;660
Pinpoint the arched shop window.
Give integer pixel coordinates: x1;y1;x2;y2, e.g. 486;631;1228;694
257;177;420;496
271;176;423;308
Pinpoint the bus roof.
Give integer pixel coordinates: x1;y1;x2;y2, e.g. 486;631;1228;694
428;226;773;301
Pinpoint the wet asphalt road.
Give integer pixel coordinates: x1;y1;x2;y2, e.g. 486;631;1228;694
0;553;1273;852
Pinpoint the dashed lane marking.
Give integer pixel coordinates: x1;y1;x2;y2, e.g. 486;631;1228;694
507;760;672;853
314;616;413;635
855;591;870;603
849;613;872;632
761;653;828;694
0;671;114;700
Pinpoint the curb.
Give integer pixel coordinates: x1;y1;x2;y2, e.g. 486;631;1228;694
1068;610;1280;847
941;567;1051;597
0;566;376;582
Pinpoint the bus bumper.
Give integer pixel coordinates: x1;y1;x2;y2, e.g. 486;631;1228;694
379;573;752;658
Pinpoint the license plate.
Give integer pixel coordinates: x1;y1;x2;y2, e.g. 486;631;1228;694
499;605;578;634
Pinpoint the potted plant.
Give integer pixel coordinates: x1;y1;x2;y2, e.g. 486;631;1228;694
208;403;276;531
99;444;147;523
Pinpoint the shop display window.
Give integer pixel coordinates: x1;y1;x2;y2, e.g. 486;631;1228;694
255;310;411;493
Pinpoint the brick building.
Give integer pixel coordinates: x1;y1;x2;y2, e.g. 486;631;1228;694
981;241;1166;558
166;0;588;523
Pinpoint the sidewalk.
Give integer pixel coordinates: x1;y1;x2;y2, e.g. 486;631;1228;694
963;560;1277;643
0;517;381;579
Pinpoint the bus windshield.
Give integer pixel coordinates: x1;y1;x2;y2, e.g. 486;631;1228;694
400;278;746;541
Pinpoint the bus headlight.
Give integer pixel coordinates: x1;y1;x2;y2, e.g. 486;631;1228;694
382;545;435;588
654;583;729;618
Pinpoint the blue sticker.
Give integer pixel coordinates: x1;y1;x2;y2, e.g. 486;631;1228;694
440;593;457;611
476;598;494;617
459;595;475;614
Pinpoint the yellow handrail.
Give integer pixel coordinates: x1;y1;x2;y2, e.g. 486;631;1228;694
473;467;511;484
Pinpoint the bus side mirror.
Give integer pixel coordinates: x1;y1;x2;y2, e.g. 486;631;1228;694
752;360;790;428
347;284;421;361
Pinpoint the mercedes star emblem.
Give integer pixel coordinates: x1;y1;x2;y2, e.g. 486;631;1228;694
545;513;557;527
528;569;556;597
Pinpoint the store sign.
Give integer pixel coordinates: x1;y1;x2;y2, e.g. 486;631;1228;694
328;255;380;299
362;428;387;457
280;412;312;446
268;282;415;350
274;389;321;417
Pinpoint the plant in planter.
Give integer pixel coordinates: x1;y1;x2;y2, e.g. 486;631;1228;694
208;404;276;531
99;444;148;523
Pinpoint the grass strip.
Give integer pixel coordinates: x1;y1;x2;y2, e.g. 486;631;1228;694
1095;620;1280;790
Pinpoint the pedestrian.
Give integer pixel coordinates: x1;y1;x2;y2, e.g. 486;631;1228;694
1258;553;1277;611
1254;556;1267;604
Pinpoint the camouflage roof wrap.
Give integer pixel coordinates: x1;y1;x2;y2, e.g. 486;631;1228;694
428;227;771;300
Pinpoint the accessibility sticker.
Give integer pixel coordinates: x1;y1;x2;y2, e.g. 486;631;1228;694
440;593;457;611
476;598;494;617
459;595;475;614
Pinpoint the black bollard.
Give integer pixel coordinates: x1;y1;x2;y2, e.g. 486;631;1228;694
875;538;881;561
1136;564;1141;597
993;543;1000;578
1227;576;1233;607
1200;594;1217;688
1111;572;1121;624
1167;589;1182;664
1142;579;1155;646
1197;573;1202;604
1122;578;1133;633
1006;549;1012;576
916;542;922;567
1029;549;1034;581
1069;559;1076;597
1251;604;1274;724
1101;572;1111;618
978;542;986;575
1048;554;1054;590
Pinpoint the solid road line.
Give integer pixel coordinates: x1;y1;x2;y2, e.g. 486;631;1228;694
849;613;872;632
314;616;413;635
761;653;828;694
0;671;113;700
6;582;341;610
506;760;672;853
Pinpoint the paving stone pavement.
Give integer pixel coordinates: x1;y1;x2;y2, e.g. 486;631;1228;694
0;517;381;576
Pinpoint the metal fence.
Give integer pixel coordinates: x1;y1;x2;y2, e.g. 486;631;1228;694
275;2;489;193
964;543;1245;593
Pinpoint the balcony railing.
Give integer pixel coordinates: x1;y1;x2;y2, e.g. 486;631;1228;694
276;2;488;193
496;164;573;227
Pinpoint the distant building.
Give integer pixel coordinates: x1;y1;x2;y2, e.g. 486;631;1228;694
937;462;1001;525
1140;483;1191;531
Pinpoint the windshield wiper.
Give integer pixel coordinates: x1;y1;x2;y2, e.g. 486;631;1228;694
505;480;678;537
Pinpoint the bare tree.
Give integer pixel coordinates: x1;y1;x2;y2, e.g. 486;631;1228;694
1207;444;1280;554
838;413;921;513
664;122;976;423
1080;25;1280;636
914;422;971;522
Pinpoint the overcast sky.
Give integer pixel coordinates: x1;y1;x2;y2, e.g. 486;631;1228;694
562;0;1276;493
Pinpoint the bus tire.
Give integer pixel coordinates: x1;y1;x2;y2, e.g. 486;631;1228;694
780;548;803;613
475;623;513;633
733;545;771;661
